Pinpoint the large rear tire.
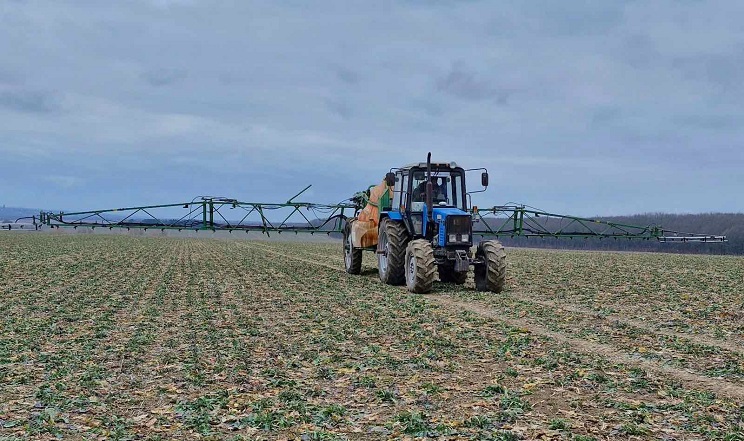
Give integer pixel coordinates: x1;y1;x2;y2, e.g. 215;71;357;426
378;219;407;285
438;264;468;285
343;222;362;275
405;239;436;293
474;240;507;293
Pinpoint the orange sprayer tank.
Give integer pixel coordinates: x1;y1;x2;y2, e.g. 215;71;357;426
350;180;392;248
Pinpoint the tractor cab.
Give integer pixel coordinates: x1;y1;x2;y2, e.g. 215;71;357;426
385;162;471;238
397;163;466;211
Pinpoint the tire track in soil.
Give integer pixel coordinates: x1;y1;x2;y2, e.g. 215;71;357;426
246;240;744;401
95;239;198;433
101;243;180;372
89;240;186;428
255;241;744;360
246;241;347;271
504;292;744;354
431;295;744;401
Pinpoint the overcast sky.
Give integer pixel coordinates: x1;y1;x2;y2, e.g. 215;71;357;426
1;0;742;216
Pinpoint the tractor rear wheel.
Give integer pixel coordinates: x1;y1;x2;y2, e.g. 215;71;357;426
474;240;507;293
377;218;407;285
405;239;436;293
438;264;468;285
343;222;362;274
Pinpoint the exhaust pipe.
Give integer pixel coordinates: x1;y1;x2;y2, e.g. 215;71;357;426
426;152;433;226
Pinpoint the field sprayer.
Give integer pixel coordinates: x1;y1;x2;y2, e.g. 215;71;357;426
344;153;503;293
23;153;726;293
343;153;727;293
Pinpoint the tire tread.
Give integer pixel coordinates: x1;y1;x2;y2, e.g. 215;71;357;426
344;223;362;274
406;239;436;293
474;240;507;293
378;219;408;285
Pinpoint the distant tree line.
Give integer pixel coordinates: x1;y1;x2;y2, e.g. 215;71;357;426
481;213;743;255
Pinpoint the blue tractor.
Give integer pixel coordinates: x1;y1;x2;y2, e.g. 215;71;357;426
344;153;506;294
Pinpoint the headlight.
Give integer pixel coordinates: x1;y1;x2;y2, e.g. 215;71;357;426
462;234;469;242
449;234;457;242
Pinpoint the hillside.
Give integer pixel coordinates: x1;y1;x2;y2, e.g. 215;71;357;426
0;207;43;223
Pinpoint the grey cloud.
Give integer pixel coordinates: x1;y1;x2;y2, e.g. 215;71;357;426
529;0;628;36
410;99;444;118
673;114;742;130
590;106;622;128
672;50;744;92
218;72;247;85
620;34;661;69
43;175;83;189
325;99;353;120
0;1;741;214
436;64;512;103
0;70;21;86
141;68;188;87
0;89;58;113
333;66;360;85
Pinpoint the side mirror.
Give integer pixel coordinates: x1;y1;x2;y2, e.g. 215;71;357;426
385;172;396;187
481;172;489;187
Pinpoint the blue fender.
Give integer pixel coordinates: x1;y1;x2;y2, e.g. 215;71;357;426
381;211;403;221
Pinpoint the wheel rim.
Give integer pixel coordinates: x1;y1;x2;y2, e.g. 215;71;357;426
344;233;352;268
378;231;388;275
408;253;416;286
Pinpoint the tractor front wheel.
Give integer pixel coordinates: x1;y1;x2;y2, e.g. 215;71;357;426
474;240;507;293
405;239;436;293
343;222;362;274
378;218;407;285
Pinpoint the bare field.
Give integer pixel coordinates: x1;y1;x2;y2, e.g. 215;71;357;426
1;234;743;440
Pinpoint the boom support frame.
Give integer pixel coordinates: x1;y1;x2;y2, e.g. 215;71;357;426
38;196;356;236
29;199;726;243
472;205;726;242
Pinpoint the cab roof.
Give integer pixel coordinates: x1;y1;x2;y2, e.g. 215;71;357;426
397;161;459;170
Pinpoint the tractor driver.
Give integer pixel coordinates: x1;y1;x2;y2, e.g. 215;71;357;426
413;177;447;204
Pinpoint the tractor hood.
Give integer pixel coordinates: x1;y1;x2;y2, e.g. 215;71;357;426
430;206;472;247
431;206;469;219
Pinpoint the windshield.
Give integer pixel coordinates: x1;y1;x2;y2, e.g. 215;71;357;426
410;169;464;210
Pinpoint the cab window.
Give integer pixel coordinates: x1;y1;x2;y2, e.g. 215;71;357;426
410;170;464;210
